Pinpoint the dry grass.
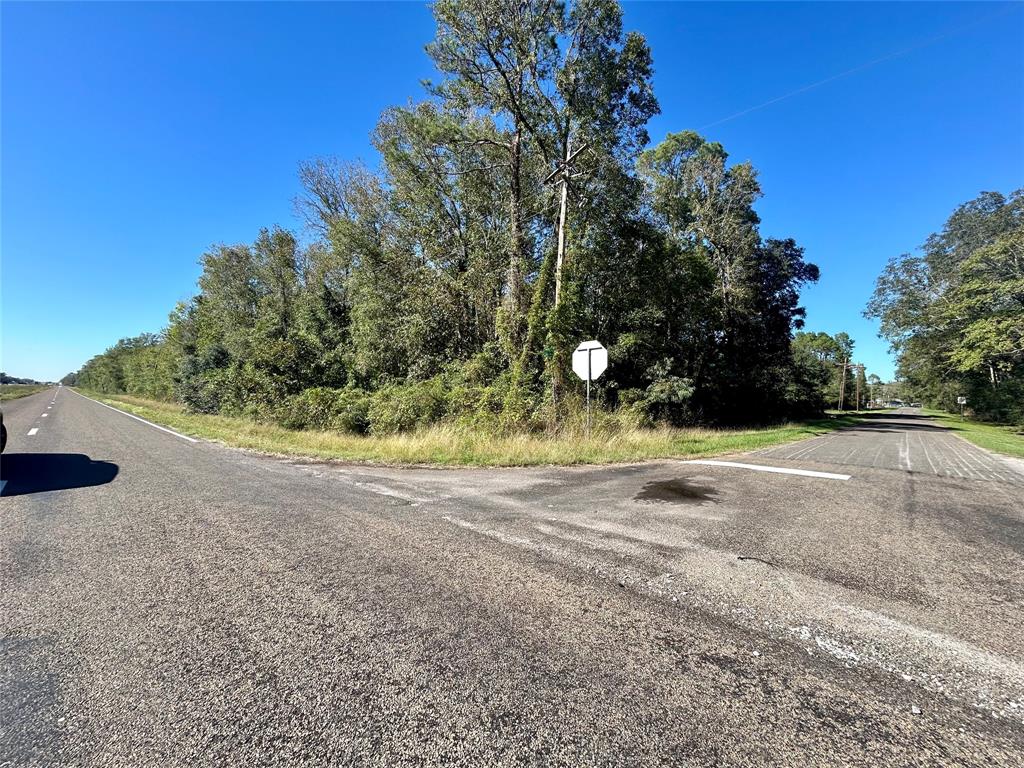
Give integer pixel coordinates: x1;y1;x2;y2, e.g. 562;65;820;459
81;391;864;467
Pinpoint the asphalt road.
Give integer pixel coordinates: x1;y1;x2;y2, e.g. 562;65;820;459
2;392;1023;766
757;410;1024;484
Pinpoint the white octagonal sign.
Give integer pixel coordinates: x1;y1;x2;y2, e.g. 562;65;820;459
572;340;607;382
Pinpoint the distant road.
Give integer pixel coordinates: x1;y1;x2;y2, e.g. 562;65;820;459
758;407;1023;484
2;391;1023;766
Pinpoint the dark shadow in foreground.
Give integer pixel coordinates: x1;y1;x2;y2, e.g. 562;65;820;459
0;453;119;497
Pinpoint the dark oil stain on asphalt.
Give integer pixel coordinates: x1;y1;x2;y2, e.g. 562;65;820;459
634;478;717;504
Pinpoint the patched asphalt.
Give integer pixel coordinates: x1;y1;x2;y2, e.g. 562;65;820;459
2;392;1022;766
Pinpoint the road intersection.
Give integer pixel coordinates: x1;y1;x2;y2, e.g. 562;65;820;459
2;389;1022;765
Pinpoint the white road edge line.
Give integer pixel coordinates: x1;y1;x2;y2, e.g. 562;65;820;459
70;390;198;443
27;428;39;436
684;459;851;481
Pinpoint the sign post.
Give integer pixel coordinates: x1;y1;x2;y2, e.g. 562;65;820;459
572;340;608;433
957;395;967;418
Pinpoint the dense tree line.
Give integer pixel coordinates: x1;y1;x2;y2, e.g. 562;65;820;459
71;0;852;433
1;373;45;385
867;189;1023;424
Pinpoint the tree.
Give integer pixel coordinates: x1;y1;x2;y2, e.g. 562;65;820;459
427;0;659;413
789;331;865;412
854;365;868;410
638;131;761;318
867;189;1023;422
71;0;826;432
941;229;1024;381
637;132;817;422
867;373;882;405
426;0;562;358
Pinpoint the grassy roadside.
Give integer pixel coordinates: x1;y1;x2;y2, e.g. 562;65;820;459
76;390;871;467
924;409;1024;459
0;384;49;401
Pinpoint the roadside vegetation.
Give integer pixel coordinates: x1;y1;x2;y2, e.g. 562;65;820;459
924;409;1024;460
64;0;883;449
867;190;1023;424
0;384;48;401
81;391;868;467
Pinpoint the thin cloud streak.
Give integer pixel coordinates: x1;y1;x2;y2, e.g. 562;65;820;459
700;5;1019;131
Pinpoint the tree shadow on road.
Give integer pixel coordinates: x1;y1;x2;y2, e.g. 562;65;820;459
859;412;932;421
0;453;118;497
849;413;950;431
850;422;950;432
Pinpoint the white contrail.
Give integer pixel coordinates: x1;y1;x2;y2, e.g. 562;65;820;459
700;5;1018;131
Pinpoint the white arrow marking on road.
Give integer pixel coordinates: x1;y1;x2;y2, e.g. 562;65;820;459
27;428;39;436
684;460;850;480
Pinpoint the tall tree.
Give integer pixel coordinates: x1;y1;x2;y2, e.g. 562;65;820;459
427;0;659;412
868;189;1023;421
70;0;827;432
638;132;816;421
638;131;761;321
427;0;562;358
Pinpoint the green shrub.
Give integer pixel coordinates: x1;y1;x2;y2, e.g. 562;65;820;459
618;361;695;426
216;363;286;421
278;387;371;433
368;378;450;434
458;343;506;387
447;363;512;431
328;390;372;433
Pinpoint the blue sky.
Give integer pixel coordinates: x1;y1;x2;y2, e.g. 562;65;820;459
2;1;1022;383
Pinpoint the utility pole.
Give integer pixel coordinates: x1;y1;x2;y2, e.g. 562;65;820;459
850;363;865;412
542;140;589;414
543;141;589;306
835;358;848;411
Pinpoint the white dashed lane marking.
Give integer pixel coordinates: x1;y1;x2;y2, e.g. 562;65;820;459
27;428;39;436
